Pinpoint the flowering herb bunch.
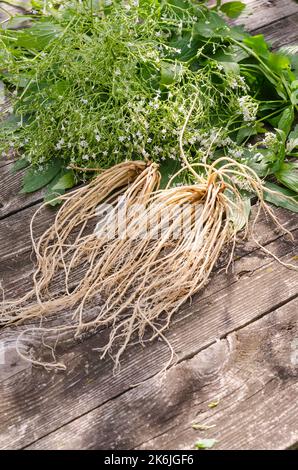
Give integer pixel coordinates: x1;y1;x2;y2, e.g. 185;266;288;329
1;0;298;370
0;0;297;208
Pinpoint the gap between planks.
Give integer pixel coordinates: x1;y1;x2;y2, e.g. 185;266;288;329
26;296;298;450
0;229;297;449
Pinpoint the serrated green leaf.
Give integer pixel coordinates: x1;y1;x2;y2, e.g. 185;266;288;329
264;181;298;212
220;1;246;19
21;159;63;193
195;438;217;450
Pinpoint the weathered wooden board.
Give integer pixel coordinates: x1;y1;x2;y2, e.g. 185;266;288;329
253;12;298;48
26;297;298;450
0;199;297;299
232;0;298;30
0;0;298;452
0;230;297;449
0;163;44;219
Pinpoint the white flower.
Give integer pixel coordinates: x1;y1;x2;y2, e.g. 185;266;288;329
102;151;108;156
80;140;88;148
118;136;125;142
263;132;277;148
55;138;65;150
82;154;89;160
147;137;152;143
95;134;101;142
114;69;121;76
81;98;88;104
237;96;258;122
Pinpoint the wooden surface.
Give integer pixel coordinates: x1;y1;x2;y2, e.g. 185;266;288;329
0;0;298;451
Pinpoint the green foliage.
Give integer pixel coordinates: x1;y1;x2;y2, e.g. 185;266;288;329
220;1;245;19
21;159;63;193
195;438;217;449
0;0;297;209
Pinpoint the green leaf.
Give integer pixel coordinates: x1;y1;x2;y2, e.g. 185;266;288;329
277;106;294;138
159;158;183;189
287;125;298;153
218;61;240;74
51;170;75;191
44;169;75;205
160;62;183;86
264;182;298;212
236;125;257;145
0;114;20;131
275;162;298;193
12;158;30;173
267;52;290;75
13;21;63;50
193;11;227;38
21;159;63;193
220;1;246;19
3;15;33;31
243;35;270;59
195;438;217;450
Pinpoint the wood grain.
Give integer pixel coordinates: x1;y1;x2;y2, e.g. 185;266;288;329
0;163;44;219
0;0;298;452
26;297;298;450
233;0;298;30
252;12;298;48
0;230;297;449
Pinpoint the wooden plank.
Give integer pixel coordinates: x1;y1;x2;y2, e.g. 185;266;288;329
252;12;298;48
0;201;297;301
232;0;298;30
0;163;44;219
0;231;297;449
26;297;298;450
136;298;298;450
